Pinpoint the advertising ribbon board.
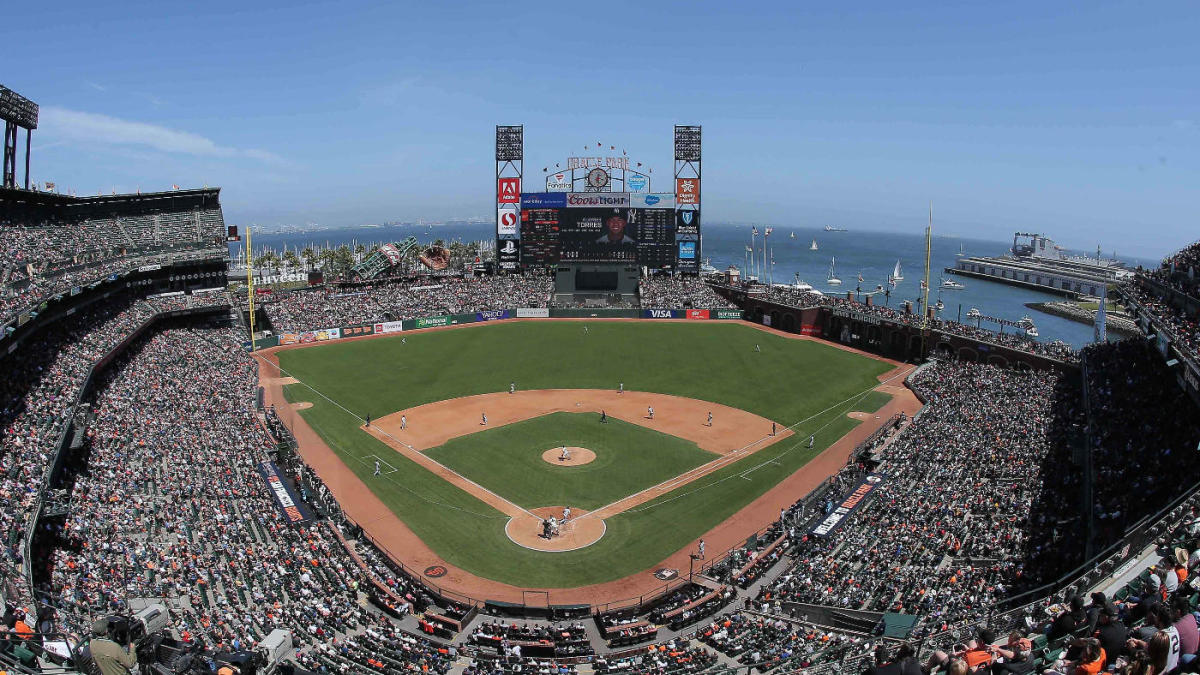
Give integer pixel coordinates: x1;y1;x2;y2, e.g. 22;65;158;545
476;310;510;322
374;320;404;334
341;324;376;338
515;308;550;318
714;309;743;320
643;309;678;319
810;474;886;537
685;309;710;320
258;461;310;524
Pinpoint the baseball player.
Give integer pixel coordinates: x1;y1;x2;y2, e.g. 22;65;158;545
698;538;706;559
808;435;814;448
618;382;624;394
562;506;571;522
365;414;371;428
600;410;607;423
400;414;407;430
707;412;712;427
771;421;776;436
373;460;381;476
647;406;654;420
560;446;570;461
509;382;515;394
549;517;559;537
583;326;589;334
481;412;488;426
755;344;761;352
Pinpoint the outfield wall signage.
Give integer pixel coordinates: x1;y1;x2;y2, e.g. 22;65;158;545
644;309;678;319
341;324;375;338
811;474;886;537
415;315;451;329
374;320;404;334
259;461;310;524
476;309;509;322
685;309;710;320
516;307;550;318
713;309;743;320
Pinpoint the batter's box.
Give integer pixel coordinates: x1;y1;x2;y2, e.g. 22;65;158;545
365;454;401;475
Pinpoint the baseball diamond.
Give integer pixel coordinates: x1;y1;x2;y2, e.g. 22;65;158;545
262;319;918;603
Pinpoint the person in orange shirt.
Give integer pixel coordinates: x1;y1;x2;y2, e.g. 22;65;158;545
925;627;995;673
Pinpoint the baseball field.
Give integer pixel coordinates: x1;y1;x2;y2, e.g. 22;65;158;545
269;320;902;594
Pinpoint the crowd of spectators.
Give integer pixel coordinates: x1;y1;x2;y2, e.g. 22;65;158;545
639;277;737;309
1120;281;1199;363
1084;339;1200;552
258;275;553;332
760;286;1078;362
758;359;1079;630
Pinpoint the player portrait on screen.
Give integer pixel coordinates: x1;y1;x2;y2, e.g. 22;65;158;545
595;212;635;244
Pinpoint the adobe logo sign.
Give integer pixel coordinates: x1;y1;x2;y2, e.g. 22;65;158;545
497;178;520;204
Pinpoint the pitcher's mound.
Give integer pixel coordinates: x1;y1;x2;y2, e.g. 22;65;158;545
541;447;596;466
506;507;605;552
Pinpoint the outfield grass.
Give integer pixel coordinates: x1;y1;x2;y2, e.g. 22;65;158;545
424;412;715;511
279;321;894;588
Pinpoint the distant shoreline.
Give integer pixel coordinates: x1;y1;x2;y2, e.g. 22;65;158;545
1025;301;1140;336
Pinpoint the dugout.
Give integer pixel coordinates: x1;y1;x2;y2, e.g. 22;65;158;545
553;263;639;307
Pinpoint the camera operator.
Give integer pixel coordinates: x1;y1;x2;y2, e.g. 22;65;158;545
88;617;137;675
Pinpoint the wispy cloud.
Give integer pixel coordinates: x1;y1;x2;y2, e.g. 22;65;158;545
85;81;107;92
39;106;285;165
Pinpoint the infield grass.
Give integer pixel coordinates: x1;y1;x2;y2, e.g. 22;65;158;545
279;321;894;588
424;412;714;511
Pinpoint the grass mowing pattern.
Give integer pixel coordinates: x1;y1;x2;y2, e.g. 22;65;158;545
424;412;716;511
279;322;893;587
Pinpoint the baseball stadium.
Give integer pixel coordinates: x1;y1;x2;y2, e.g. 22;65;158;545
2;83;1200;675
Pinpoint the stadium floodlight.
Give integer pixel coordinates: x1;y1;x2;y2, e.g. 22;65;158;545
0;85;38;128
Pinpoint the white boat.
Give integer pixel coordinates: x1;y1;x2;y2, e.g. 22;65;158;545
940;277;964;290
810;239;818;251
966;307;981;319
824;225;847;232
776;273;815;293
892;260;904;281
1025;326;1039;338
957;243;965;257
699;257;718;275
827;258;842;285
789;232;795;239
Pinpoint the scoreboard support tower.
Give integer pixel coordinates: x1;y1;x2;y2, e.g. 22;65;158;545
674;125;701;275
495;125;523;272
0;85;39;190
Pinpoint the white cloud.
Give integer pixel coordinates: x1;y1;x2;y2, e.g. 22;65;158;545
39;106;285;164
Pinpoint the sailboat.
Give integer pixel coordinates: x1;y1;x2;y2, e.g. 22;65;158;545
810;239;818;251
957;243;965;257
892;260;904;281
827;258;842;285
790;231;796;239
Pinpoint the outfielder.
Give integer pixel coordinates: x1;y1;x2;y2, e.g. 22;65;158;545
400;414;407;430
707;412;713;426
647;406;654;420
374;460;381;476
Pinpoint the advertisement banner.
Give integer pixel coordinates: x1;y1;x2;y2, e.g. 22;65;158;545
521;192;568;208
497;177;521;203
676;178;700;205
258;461;310;524
374;320;404;334
626;172;649;192
545;173;572;192
497;238;520;270
515;307;550;318
497;205;519;236
685;309;710;320
714;309;743;320
643;309;679;319
341;324;376;339
279;333;299;345
566;192;629;208
297;327;341;343
476;309;510;322
629;192;675;209
416;315;451;329
810;474;886;537
676;209;700;235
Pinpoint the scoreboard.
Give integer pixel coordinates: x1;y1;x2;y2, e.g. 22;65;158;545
518;193;676;269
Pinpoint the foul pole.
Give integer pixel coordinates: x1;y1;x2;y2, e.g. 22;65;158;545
246;226;257;351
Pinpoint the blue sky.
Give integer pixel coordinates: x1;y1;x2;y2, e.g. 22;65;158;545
8;1;1197;257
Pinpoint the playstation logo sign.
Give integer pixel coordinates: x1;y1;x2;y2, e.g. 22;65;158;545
500;240;517;254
